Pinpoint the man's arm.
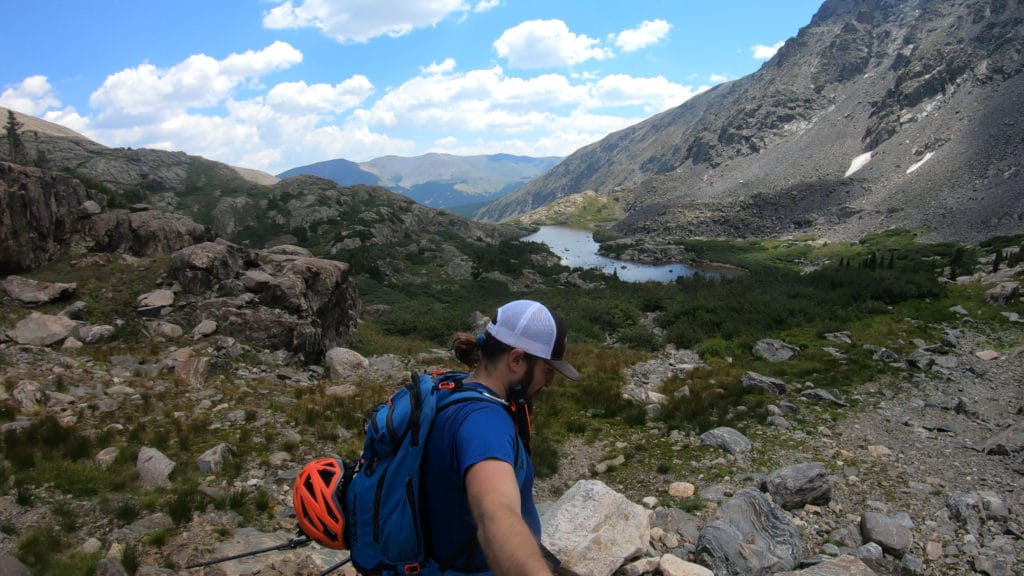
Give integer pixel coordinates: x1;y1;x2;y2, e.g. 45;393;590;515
465;458;553;576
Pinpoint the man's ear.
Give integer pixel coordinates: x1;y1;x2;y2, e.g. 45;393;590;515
507;348;526;372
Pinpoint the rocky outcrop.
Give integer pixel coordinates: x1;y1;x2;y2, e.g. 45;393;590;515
0;162;101;273
86;209;215;257
168;241;360;361
1;276;76;306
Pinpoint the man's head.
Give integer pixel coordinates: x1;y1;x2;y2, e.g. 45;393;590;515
485;300;579;397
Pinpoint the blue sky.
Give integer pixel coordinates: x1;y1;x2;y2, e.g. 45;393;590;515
2;0;823;174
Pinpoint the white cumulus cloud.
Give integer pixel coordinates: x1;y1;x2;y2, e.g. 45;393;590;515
751;41;784;60
493;19;612;69
266;77;374;114
709;73;730;83
421;58;457;75
587;74;703;114
614;19;671;52
0;75;62;115
473;0;500;12
263;0;469;43
89;41;302;119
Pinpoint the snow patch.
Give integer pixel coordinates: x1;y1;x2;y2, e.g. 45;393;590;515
844;152;873;177
906;152;934;174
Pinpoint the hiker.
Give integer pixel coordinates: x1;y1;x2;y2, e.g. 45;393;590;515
422;299;580;576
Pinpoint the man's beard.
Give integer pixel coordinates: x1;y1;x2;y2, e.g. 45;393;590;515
512;361;537;411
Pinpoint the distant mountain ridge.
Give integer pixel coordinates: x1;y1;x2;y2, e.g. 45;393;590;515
279;153;561;209
479;0;1024;244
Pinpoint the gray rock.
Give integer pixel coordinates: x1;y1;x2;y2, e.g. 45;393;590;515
854;542;884;560
136;289;175;308
80;200;103;216
742;371;787;395
973;555;1013;576
982;419;1024;455
753;339;800;362
984;282;1019;306
800;389;848;407
95;446;120;469
899;554;924;576
762;462;831;510
145;320;184;339
541;480;651;576
74;324;116;344
775;555;876;575
137;446;175;487
94;558;129;576
779;400;800;414
9;312;79;346
1;275;77;306
823;332;853;345
325;347;370;381
948;305;969;315
696;488;802;575
192;319;218;338
699;427;752;457
904;349;935;371
59;300;88;319
768;415;792;429
652;508;702;547
864;344;899;363
0;554;32;576
197;443;232;474
13;380;44;412
860;511;912;557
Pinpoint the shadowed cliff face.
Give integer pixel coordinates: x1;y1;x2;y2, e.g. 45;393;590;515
480;0;1024;243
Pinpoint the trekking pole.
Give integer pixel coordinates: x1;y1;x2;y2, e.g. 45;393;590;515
184;535;311;569
317;556;353;576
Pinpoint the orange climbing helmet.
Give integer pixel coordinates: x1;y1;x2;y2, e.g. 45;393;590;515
293;458;348;550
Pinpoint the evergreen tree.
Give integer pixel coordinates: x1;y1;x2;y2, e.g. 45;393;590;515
949;246;965;280
992;249;1003;273
4;110;26;163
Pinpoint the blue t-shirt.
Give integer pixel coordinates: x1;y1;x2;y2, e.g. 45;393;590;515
421;383;540;574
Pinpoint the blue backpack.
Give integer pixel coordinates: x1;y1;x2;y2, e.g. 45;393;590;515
343;371;508;575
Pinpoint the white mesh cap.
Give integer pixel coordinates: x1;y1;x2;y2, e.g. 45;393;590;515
486;300;579;380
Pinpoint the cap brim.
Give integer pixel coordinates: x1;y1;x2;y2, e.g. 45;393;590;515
549;359;580;381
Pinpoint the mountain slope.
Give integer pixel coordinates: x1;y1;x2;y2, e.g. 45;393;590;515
281;153;561;209
480;0;1024;243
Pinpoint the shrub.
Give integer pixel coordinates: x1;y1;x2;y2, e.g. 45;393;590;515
16;526;64;572
122;543;141;575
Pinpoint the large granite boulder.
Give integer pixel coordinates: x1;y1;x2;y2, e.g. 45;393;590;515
9;312;79;346
170;241;360;361
86;209;215;257
1;276;77;306
699;427;752;457
985;282;1019;306
753;339;800;362
542;480;651;576
696;488;803;575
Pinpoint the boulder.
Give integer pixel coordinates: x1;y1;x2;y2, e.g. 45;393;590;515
742;371;787;395
652;507;702;547
0;554;32;576
12;380;44;412
752;339;800;362
86;210;214;257
9;312;79;345
860;511;912;557
904;349;935;371
985;282;1019;306
696;488;803;575
137;446;175;487
800;389;847;407
981;420;1024;455
659;554;713;576
175;244;361;361
95;447;120;469
1;275;76;306
175;356;211;387
776;555;877;575
136;289;175;308
325;347;370;381
94;558;129;576
542;480;651;576
192;319;218;338
59;300;88;319
699;427;752;457
762;462;831;510
145;320;184;339
864;344;899;363
823;332;853;345
74;324;116;344
197;443;232;474
669;481;696;499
